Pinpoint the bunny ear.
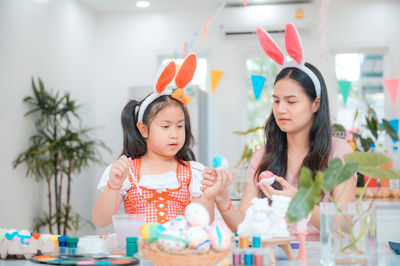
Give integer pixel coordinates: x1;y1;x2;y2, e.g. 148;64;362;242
155;61;176;94
256;28;285;65
285;23;304;65
175;53;197;89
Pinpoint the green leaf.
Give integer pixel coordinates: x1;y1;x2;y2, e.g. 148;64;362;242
299;167;313;189
365;117;378;139
382;119;399;141
233;126;264;135
287;168;323;223
322;158;358;191
358;166;400;179
344;152;390;167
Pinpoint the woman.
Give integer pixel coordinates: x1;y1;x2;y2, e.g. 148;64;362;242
202;61;356;240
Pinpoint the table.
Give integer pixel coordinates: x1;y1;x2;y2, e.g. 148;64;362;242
0;241;399;265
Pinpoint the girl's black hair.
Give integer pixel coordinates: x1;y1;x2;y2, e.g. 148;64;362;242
254;62;332;194
120;95;195;164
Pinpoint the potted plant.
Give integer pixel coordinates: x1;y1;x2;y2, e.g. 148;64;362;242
287;152;400;264
13;78;109;235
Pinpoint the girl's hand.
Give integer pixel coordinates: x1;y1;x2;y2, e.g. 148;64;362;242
257;175;297;199
109;155;131;187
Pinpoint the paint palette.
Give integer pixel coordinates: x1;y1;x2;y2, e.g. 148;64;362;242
30;255;140;265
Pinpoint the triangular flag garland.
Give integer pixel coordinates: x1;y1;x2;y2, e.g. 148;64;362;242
384;78;399;105
338;80;351;105
381;119;399;143
389;119;399;143
211;70;224;93
251;75;266;100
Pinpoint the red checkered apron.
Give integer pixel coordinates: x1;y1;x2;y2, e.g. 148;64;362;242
123;158;192;223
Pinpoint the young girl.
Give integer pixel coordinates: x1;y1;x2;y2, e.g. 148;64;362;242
201;23;356;240
92;54;219;227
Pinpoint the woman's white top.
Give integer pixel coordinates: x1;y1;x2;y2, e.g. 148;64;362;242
97;161;205;199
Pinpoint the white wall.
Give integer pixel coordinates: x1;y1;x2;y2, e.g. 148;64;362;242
1;0;399;234
0;0;97;232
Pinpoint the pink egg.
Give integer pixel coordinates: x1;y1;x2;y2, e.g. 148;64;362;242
259;171;275;185
209;221;231;250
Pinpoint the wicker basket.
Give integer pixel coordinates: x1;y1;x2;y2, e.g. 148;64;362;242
139;240;230;266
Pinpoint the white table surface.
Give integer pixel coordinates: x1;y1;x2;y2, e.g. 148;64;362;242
0;241;399;265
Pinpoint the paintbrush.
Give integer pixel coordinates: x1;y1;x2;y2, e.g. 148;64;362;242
128;165;144;200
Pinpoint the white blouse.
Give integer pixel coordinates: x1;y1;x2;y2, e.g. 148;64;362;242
97;161;205;199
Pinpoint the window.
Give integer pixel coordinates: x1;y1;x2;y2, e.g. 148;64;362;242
245;57;280;150
335;53;385;145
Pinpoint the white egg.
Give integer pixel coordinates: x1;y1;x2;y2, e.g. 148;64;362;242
185;202;210;227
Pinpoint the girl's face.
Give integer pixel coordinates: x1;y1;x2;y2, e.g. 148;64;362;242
141;104;186;159
272;78;320;135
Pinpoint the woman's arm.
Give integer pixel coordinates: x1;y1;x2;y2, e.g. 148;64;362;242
214;181;258;232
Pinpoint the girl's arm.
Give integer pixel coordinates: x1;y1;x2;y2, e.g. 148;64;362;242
92;155;131;227
92;186;124;227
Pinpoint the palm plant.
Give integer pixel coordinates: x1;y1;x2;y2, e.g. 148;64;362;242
13;78;110;235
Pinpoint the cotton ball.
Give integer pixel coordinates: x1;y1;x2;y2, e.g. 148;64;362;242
209;221;231;250
185;203;210;227
185;227;210;251
158;229;187;251
259;171;275;185
212;156;229;169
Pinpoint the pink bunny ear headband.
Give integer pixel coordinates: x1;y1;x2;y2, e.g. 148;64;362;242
256;23;321;97
137;53;197;122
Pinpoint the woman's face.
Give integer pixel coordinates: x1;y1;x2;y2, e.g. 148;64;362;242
272;78;320;135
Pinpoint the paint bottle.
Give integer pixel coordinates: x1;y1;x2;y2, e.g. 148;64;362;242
232;248;241;266
66;237;79;255
58;236;68;255
126;237;138;257
244;248;254;266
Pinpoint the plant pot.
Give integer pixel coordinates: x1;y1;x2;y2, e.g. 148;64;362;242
320;201;377;265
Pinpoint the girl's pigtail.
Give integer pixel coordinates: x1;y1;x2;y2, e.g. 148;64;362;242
121;100;147;158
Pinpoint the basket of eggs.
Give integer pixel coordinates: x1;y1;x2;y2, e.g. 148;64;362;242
139;203;231;266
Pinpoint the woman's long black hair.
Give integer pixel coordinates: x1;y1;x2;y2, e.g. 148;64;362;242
254;63;332;193
120;95;195;165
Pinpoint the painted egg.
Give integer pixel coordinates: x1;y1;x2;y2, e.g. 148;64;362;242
163;215;189;233
212;156;229;169
209;220;231;250
185;203;210;227
185;226;210;251
158;229;187;251
259;171;275;185
140;223;166;242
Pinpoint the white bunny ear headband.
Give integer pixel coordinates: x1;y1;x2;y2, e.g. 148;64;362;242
256;23;321;97
137;53;197;122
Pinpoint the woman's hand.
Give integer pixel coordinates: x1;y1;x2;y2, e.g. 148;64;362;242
257;175;297;199
109;155;131;188
200;167;236;200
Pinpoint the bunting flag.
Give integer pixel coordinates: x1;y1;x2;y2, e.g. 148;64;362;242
173;50;178;60
389;119;399;143
384;78;399;104
183;42;188;58
381;119;399;143
251;75;266;100
211;70;224;93
243;0;247;7
188;32;198;52
201;17;212;41
338;81;351;105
